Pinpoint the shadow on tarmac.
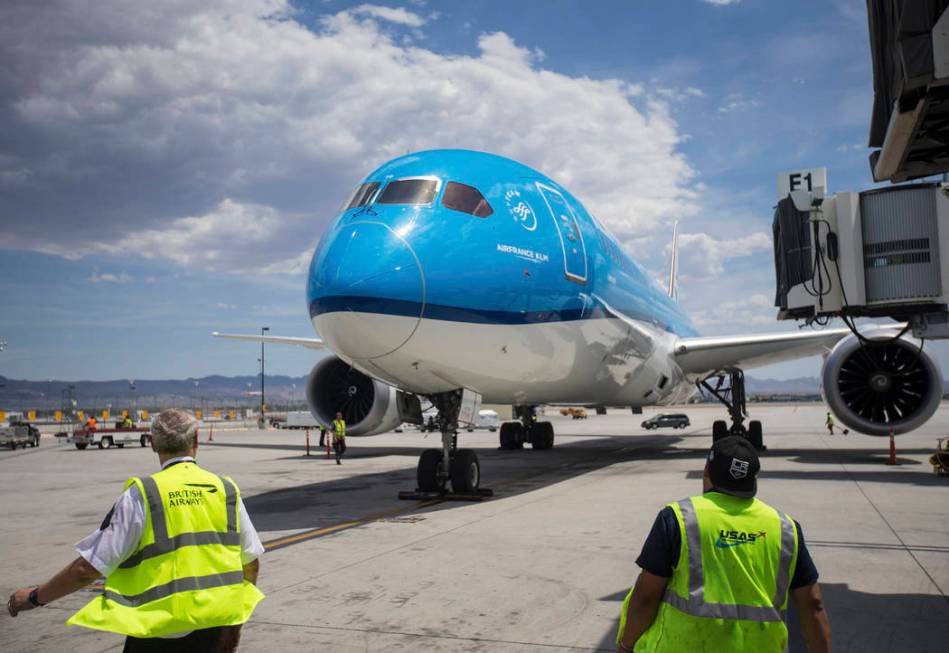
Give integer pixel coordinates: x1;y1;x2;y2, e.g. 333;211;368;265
240;435;688;535
595;582;949;652
237;434;945;535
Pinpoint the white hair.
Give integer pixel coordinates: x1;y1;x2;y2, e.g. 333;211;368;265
150;409;198;454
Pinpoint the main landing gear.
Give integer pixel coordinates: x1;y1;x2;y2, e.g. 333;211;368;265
498;405;555;450
698;368;765;451
403;390;492;500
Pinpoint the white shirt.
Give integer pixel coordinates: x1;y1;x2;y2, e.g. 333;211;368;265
76;457;265;577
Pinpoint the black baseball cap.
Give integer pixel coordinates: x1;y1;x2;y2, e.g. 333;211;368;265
706;436;760;498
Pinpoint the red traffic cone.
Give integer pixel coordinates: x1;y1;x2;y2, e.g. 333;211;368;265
305;429;311;457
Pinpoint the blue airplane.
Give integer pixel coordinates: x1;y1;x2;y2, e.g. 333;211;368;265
215;149;943;493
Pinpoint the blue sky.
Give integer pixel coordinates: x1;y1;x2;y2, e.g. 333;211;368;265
2;0;943;381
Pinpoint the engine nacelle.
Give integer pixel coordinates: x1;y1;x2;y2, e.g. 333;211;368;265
305;355;420;436
822;333;942;435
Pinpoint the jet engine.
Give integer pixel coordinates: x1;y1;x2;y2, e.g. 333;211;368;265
305;355;421;436
822;332;942;435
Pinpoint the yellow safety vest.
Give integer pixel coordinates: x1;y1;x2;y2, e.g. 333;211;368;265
333;419;346;439
619;492;798;652
68;462;265;637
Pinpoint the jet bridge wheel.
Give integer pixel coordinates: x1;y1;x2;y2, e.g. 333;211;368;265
450;449;480;493
417;448;445;492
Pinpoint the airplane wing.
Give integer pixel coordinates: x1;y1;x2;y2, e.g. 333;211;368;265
673;328;854;376
211;332;326;351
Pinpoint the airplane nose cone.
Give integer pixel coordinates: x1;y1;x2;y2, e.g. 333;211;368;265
309;221;424;359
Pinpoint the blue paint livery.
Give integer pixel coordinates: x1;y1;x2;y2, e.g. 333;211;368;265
306;149;699;338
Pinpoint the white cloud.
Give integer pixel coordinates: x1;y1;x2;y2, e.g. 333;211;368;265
351;4;426;27
690;293;774;329
702;0;742;5
655;86;705;103
88;270;133;283
717;93;761;114
677;231;772;275
0;0;697;273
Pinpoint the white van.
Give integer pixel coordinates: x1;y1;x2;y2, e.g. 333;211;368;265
466;409;499;432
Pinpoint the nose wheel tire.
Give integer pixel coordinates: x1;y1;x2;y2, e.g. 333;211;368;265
417;448;446;492
450;449;480;493
712;420;728;441
747;420;764;450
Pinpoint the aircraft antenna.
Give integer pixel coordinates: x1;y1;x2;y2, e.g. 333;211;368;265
667;220;679;299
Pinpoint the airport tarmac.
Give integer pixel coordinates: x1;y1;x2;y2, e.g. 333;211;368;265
1;403;948;652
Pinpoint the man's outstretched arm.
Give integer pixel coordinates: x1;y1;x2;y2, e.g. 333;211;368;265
791;582;831;653
7;556;101;616
617;570;668;652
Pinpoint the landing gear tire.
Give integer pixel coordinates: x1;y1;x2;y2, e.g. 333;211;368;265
450;449;480;493
499;422;523;450
530;422;554;450
712;420;728;442
747;420;764;450
417;448;445;492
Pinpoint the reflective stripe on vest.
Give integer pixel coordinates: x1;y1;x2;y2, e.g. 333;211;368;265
118;475;239;569
664;497;795;623
333;419;345;437
104;571;245;607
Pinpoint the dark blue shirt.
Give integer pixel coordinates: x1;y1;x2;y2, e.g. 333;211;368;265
635;496;819;590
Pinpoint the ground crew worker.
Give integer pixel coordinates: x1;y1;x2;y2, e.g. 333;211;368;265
825;411;835;435
7;408;265;652
86;415;97;431
318;424;328;448
616;436;831;653
122;414;134;429
332;411;346;465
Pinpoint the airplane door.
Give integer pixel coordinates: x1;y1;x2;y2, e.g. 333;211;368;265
535;182;587;284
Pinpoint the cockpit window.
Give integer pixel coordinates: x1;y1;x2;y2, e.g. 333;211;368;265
377;179;438;205
442;182;493;218
343;182;381;211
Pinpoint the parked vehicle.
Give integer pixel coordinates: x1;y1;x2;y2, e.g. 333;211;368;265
0;423;40;449
641;413;691;430
280;411;321;429
466;409;499;432
65;426;151;450
559;407;588;420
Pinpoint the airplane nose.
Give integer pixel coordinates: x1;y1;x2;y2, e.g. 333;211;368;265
310;221;424;359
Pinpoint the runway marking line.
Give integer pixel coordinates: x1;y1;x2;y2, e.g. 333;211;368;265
262;499;443;552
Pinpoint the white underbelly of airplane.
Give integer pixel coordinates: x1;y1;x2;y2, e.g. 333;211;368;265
314;312;693;406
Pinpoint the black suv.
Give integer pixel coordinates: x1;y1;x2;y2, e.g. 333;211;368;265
641;413;690;430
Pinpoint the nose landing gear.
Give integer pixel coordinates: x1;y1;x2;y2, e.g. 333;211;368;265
401;390;492;501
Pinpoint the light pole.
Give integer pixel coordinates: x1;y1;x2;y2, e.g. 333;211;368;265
259;326;269;427
291;383;296;409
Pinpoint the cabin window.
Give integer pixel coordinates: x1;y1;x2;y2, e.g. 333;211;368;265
377;179;439;205
442;182;493;218
343;182;380;210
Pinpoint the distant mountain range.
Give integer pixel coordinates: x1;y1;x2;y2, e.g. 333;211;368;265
2;373;945;411
0;373;829;410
